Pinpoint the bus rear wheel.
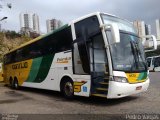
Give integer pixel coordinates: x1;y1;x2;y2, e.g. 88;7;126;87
13;79;19;89
62;80;74;99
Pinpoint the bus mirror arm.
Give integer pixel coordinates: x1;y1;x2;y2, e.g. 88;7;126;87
100;23;120;43
141;35;157;52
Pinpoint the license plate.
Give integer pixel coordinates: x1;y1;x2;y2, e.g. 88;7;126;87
136;86;142;90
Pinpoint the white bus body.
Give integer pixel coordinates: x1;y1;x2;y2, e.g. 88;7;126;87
3;12;157;99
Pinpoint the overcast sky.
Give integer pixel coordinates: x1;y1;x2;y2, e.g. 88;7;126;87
1;0;160;34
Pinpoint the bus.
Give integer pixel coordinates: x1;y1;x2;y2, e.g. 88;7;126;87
147;56;160;72
3;12;157;99
0;63;3;82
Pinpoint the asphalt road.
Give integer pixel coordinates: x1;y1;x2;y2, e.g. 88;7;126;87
0;72;159;119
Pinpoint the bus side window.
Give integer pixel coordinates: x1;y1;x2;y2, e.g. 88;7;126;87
39;26;72;55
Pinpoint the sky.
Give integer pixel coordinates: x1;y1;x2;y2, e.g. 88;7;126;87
0;0;160;34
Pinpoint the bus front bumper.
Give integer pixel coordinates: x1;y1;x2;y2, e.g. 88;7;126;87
107;78;150;99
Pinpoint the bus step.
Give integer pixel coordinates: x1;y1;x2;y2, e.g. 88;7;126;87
92;93;107;98
99;82;108;85
96;88;108;91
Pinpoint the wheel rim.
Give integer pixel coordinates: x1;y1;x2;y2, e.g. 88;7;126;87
15;82;18;88
14;80;18;89
64;82;73;97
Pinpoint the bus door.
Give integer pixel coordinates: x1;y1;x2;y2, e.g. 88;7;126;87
89;33;109;96
73;16;109;96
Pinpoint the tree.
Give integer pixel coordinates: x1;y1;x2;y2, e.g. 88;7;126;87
5;30;21;39
0;31;32;62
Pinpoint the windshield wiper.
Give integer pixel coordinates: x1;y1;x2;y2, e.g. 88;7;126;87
130;41;147;71
130;41;139;70
134;43;148;70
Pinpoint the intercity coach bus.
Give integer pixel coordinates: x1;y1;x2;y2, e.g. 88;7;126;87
147;56;160;72
0;63;4;82
3;12;157;99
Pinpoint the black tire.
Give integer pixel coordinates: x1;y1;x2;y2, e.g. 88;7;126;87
62;80;74;99
13;79;19;89
9;77;13;88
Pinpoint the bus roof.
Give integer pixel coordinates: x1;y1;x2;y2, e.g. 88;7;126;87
69;12;131;25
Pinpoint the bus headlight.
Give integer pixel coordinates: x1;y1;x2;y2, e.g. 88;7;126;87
113;76;128;83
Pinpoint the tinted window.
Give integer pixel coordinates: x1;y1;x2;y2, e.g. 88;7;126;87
4;26;73;64
4;52;16;64
75;16;99;39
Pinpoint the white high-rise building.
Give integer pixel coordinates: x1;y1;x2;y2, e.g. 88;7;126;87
46;19;62;33
19;12;40;34
19;12;32;33
145;24;151;35
46;19;52;33
133;21;145;39
156;19;160;40
133;20;151;41
32;13;40;34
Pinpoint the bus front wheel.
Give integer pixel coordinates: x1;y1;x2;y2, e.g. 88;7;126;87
62;80;74;99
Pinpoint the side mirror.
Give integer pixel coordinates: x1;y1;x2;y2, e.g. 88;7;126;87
100;23;120;43
141;35;157;52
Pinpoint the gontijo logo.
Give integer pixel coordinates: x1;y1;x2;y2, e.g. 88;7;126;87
12;62;28;69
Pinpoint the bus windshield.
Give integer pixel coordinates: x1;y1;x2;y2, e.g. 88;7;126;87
102;15;147;72
107;31;147;72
